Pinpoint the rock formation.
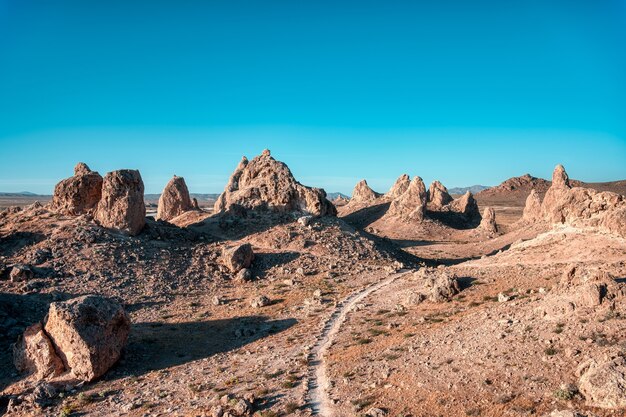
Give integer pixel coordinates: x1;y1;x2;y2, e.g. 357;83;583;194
222;243;254;273
95;170;146;236
577;353;626;409
408;268;460;303
479;207;497;234
51;162;103;215
448;191;481;221
157;175;194;221
13;295;130;382
522;189;542;221
385;174;411;200
350;179;381;203
427;180;453;208
214;150;336;216
386;176;427;222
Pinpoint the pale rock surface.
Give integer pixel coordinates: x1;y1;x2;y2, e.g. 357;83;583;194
214;150;335;216
577;352;626;409
157;175;194;221
51;162;103;215
13;323;65;380
350;179;381;203
427;180;453;208
522;189;543;221
479;207;498;234
387;176;427;222
95;169;146;236
448;191;480;221
44;295;130;382
385;174;410;200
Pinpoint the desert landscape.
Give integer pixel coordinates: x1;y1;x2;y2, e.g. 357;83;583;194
0;149;625;417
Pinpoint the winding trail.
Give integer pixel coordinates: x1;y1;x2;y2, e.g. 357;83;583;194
305;271;407;416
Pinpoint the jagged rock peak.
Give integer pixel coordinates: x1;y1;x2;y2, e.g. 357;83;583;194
428;180;453;208
214;150;336;216
552;164;570;188
74;162;93;176
387;176;427;222
351;179;380;202
385;174;411;200
157;175;194;221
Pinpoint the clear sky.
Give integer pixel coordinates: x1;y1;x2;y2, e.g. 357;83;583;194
1;0;625;195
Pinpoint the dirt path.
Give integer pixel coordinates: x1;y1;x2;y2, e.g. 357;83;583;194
305;271;407;416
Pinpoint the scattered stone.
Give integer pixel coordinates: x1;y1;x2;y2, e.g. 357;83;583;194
156;175;194;221
236;268;252;281
9;264;33;282
250;295;270;308
497;292;510;302
365;407;387;417
13;323;65;379
222;243;254;273
95;169;146;236
298;215;313;227
212;296;222;306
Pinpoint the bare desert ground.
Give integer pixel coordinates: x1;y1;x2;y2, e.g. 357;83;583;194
1;153;625;417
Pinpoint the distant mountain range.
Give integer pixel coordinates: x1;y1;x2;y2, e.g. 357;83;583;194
0;191;49;197
327;192;350;200
447;185;491;195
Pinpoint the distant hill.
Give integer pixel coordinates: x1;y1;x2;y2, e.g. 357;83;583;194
447;185;490;195
476;174;626;198
0;191;49;197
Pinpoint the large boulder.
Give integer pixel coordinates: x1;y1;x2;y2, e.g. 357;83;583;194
43;295;130;382
386;176;427;222
51;162;103;215
13;323;65;380
95;170;146;236
384;174;410;200
222;243;254;273
479;207;497;234
157;175;194;221
427;180;453;209
408;268;460;303
522;189;543;221
577;353;626;409
214;150;336;216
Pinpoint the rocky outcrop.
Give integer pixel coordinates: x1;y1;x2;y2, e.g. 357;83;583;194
479;207;497;234
13;323;65;380
350;180;381;203
214;150;336;216
13;295;130;382
522;189;542;221
408;268;460;303
222;243;254;273
539;165;626;237
386;176;427;222
95;170;146;236
157;176;194;221
448;191;480;221
51;162;103;215
385;175;410;200
577;353;626;409
427;181;453;209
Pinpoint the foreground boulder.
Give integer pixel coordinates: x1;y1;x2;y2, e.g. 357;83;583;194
157;175;194;221
427;180;453;209
13;295;130;382
222;243;254;273
577;353;626;409
51;162;103;215
214;150;336;216
95;169;146;235
13;323;65;380
408;268;460;303
44;295;130;382
386;176;427;222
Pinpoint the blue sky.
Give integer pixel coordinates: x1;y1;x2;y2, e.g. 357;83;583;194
1;1;625;194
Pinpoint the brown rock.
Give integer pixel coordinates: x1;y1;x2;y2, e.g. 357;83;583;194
351;179;381;203
13;323;65;379
95;169;146;236
51;162;103;216
44;295;130;382
427;181;453;208
522;189;543;221
387;176;427;222
192;198;200;210
410;268;460;302
222;243;254;273
214;151;335;216
578;353;626;409
156;175;194;221
385;174;410;200
448;191;480;221
479;207;498;234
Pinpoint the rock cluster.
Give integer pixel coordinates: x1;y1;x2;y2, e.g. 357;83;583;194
214;150;336;216
51;162;103;215
427;180;453;209
157;175;195;221
386;176;427;221
13;295;130;382
95;170;146;236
